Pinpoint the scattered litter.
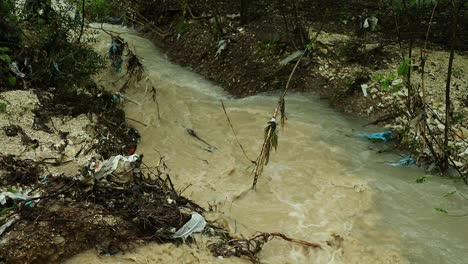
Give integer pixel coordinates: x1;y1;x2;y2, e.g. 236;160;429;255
368;16;378;31
109;37;125;73
9;62;25;78
226;13;240;19
90;154;140;181
280;50;303;65
361;84;368;97
53;62;60;72
363;19;369;29
0;215;19;236
111;94;121;104
173;213;206;239
361;17;378;31
216;39;227;57
0;190;37;205
386;157;415;167
110;17;123;24
358;131;392;142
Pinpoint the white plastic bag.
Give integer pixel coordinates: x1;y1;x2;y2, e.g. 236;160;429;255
92;154;140;180
173;213;206;239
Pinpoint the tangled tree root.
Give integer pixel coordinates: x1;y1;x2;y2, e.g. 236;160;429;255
0;155;202;264
209;232;322;263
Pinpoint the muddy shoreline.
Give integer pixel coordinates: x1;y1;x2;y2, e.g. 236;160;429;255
0;87;206;263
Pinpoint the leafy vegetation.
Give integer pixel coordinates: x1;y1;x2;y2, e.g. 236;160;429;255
0;0;105;92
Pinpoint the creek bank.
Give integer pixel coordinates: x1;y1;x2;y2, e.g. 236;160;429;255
143;15;467;177
0;88;205;263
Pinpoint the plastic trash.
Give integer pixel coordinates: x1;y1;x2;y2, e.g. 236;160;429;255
386;157;415;167
9;62;25;78
0;191;34;205
91;154;140;181
368;16;378;31
358;131;392;142
109;39;124;73
361;84;368;97
53;62;60;72
216;39;227;57
280;50;303;65
173;213;206;239
109;41;121;56
110;17;122;24
0;216;19;236
363;18;369;29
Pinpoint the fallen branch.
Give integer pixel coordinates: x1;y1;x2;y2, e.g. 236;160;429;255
126;117;148;127
151;86;161;120
250;232;321;248
251;50;307;189
210;231;321;263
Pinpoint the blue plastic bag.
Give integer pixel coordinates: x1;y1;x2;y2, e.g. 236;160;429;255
358;131;393;142
386;157;415;167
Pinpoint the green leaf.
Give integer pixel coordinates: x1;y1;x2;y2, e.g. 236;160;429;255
8;76;16;87
0;102;7;112
372;74;383;82
271;132;278;151
415;176;428;183
381;79;390;90
0;54;11;63
397;58;411;76
0;47;11;52
7;187;18;193
0;207;13;218
434;208;448;214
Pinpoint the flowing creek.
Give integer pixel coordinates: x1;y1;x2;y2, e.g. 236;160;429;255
66;25;468;264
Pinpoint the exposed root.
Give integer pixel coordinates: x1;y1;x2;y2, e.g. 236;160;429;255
209;231;321;263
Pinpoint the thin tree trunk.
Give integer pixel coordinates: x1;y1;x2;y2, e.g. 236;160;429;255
78;0;85;42
443;0;460;170
212;1;224;38
240;0;248;25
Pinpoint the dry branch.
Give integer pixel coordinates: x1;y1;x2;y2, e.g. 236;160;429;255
251;50;306;189
210;231;321;263
221;100;256;164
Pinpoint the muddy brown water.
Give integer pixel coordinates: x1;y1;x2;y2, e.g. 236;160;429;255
66;25;468;264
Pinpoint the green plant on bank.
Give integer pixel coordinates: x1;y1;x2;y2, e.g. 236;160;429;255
0;102;7;112
255;41;279;63
373;58;412;92
0;1;106;92
175;18;191;35
416;175;429;183
0;47;17;88
78;0;113;22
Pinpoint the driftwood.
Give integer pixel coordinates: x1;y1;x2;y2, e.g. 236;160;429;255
210;231;321;263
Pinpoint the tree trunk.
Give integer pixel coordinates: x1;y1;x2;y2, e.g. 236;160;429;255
443;0;460;170
240;0;249;25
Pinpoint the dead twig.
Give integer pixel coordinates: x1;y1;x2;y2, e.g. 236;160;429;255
151;86;161;120
126;117;148;127
210;231;321;263
220;101;255;164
